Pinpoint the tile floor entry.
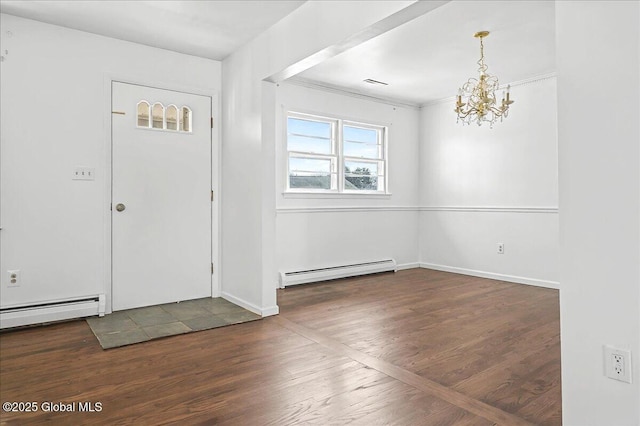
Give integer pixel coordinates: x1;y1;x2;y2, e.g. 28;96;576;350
87;297;261;349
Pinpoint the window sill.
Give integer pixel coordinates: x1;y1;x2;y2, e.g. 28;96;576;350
282;191;392;200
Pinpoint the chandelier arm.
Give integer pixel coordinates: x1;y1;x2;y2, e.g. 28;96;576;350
456;106;482;119
487;106;507;116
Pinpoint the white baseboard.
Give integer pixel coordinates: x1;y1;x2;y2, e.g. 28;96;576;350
221;292;279;317
419;263;559;290
279;259;396;288
261;305;280;317
0;295;106;329
396;262;420;271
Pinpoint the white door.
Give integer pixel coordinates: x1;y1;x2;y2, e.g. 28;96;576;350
112;82;212;311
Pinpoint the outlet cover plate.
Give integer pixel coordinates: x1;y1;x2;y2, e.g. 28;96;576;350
603;345;632;383
72;167;95;181
7;269;19;287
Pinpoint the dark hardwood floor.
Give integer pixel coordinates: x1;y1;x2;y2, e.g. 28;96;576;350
0;268;561;425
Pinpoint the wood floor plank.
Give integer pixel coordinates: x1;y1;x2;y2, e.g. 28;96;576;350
277;268;562;425
275;315;533;426
1;268;560;425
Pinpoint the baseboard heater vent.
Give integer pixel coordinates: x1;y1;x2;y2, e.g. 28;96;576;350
279;259;396;288
0;294;105;329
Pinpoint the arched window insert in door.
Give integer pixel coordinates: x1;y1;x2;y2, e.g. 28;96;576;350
166;105;178;131
180;106;191;132
151;103;164;129
136;100;192;133
136;101;150;127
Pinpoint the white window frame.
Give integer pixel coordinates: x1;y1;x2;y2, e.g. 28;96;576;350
285;111;388;195
286;112;338;193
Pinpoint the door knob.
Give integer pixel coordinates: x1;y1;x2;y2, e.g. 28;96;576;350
115;203;126;212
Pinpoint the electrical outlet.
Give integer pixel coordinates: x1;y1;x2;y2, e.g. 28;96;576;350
497;243;504;254
7;270;20;287
613;354;624;376
604;345;632;383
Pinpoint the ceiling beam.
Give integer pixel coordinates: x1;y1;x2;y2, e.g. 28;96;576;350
265;0;450;83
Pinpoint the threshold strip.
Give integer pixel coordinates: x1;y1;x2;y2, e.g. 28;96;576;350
274;316;533;426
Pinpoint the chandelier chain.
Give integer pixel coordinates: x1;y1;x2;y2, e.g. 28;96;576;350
478;36;487;75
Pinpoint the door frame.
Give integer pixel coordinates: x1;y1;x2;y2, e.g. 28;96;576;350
102;73;221;315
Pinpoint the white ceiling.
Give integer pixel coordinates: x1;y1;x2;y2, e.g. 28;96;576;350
0;0;305;60
0;0;556;105
295;0;556;105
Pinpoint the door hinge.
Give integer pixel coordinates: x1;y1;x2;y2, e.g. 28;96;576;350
211;263;214;274
210;117;214;128
211;190;214;202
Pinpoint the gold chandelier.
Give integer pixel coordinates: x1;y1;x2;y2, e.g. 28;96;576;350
455;31;513;127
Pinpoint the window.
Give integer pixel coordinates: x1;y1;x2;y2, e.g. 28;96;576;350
343;123;385;192
287;114;337;190
136;101;192;133
137;101;150;127
180;106;191;132
152;102;164;129
286;112;387;193
166;105;178;130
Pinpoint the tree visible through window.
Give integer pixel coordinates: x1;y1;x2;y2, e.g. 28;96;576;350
345;166;377;190
287;112;387;193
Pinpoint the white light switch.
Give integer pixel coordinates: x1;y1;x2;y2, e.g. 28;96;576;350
72;167;95;181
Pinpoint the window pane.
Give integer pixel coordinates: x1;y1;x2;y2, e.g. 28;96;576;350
152;103;164;129
137;101;150;127
344;161;380;191
343;125;380;158
180;107;191;132
287;117;332;154
289;157;332;189
166;105;178;130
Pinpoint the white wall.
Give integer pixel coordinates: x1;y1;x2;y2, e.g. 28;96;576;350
419;76;559;287
275;83;420;274
4;2;640;423
221;1;420;315
0;14;221;308
556;2;640;424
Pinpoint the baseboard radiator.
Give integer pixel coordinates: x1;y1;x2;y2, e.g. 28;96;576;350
279;259;397;288
0;294;105;329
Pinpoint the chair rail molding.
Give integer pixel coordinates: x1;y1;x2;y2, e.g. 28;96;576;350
419;206;558;214
276;206;419;214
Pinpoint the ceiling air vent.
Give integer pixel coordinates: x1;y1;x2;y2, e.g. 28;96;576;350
363;78;388;86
